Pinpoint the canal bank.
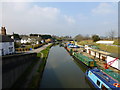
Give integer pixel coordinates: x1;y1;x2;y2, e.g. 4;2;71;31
27;43;53;88
40;45;91;88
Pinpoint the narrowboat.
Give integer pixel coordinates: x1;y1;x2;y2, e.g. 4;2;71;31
73;52;97;67
85;68;120;89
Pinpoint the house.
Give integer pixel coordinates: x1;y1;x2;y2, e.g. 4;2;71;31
45;38;53;43
21;36;31;44
0;26;15;56
21;35;42;44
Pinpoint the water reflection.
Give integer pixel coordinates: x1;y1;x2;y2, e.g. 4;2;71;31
40;45;91;88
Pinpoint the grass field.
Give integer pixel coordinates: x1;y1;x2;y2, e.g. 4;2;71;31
77;40;119;55
97;44;119;54
113;39;120;45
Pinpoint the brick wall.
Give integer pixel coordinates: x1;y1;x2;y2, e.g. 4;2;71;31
2;53;37;88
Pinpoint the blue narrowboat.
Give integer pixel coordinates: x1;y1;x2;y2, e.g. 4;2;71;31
85;68;120;89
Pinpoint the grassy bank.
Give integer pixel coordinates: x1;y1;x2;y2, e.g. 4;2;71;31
78;40;119;55
97;44;119;54
28;44;53;88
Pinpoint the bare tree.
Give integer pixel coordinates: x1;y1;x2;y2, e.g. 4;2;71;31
107;30;116;40
74;34;84;42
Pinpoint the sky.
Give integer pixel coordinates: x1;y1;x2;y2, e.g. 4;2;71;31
0;1;118;37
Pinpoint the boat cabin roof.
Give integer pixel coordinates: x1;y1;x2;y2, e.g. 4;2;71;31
90;68;119;86
90;49;111;56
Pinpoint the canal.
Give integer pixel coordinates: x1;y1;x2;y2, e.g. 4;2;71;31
40;45;91;88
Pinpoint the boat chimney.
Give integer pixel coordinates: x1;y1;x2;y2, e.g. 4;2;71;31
1;26;7;35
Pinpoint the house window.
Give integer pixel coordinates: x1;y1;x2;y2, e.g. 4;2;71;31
101;84;108;90
9;47;13;52
97;80;100;86
9;42;12;45
2;49;4;55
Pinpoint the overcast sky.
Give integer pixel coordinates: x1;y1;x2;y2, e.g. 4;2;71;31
1;1;118;37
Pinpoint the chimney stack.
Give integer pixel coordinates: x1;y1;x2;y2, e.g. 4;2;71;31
1;26;6;35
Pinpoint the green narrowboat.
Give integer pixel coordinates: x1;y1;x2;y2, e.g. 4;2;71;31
73;52;97;67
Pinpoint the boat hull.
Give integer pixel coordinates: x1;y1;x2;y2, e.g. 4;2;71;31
85;71;100;90
85;69;119;89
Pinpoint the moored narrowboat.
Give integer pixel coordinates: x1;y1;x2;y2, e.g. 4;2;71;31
85;68;120;89
73;52;97;67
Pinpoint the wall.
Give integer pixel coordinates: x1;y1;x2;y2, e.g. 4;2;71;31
2;53;37;88
91;51;95;56
96;52;99;58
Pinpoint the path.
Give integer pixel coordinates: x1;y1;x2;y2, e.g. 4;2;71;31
26;43;51;53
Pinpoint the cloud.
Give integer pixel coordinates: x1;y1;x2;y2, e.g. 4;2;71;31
64;15;75;24
1;2;117;37
92;3;115;15
0;2;2;26
77;13;88;21
2;2;76;36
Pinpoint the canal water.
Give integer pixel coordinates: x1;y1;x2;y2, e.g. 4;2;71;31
40;45;91;88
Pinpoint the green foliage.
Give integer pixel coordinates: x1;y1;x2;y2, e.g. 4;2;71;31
16;44;43;52
13;33;21;39
30;34;52;39
113;39;120;45
25;42;31;45
92;35;100;42
41;35;52;39
14;42;21;48
37;52;41;57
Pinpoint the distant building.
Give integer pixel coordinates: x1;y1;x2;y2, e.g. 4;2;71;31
21;35;42;44
41;40;44;43
0;27;15;56
96;41;114;45
1;26;6;35
11;33;21;43
21;37;31;44
45;38;53;43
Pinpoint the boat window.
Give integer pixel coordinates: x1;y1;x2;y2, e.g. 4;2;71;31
97;80;100;86
102;84;108;90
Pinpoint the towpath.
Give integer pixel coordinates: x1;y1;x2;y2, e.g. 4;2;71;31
26;43;51;53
